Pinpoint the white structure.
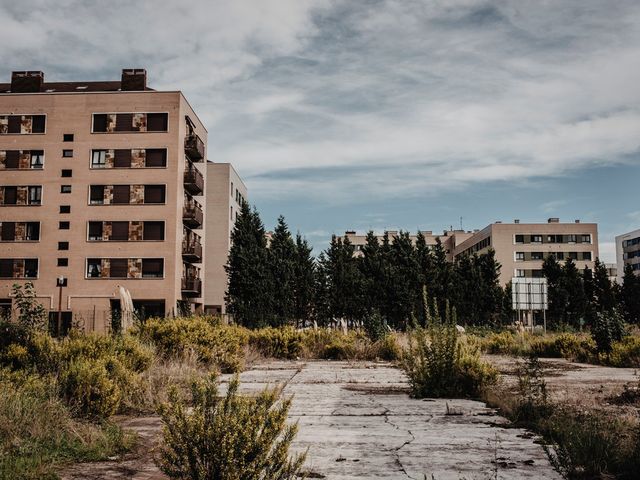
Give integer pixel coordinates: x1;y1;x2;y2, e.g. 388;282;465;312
511;277;548;331
615;228;640;283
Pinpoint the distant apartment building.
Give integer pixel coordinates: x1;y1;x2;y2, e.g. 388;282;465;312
344;229;474;261
204;163;247;315
0;69;208;330
453;219;598;286
615;228;640;282
343;218;598;286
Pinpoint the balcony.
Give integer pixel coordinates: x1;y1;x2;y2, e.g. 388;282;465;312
182;231;203;262
183;197;203;228
184;164;204;195
184;134;204;161
181;277;202;297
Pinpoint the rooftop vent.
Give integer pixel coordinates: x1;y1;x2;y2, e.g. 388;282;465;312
514;219;520;224
121;68;147;91
11;71;44;93
345;230;356;235
575;219;580;223
548;218;560;223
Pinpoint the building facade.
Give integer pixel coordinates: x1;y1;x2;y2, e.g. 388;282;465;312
453;219;598;286
204;162;247;315
615;228;640;283
0;69;207;330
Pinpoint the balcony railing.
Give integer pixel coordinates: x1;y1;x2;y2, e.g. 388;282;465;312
184;134;204;161
184;164;204;195
183;198;203;228
182;231;203;262
181;277;202;297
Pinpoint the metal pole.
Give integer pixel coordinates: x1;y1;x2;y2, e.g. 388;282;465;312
57;284;63;337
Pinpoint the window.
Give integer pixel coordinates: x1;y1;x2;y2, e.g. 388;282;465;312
112;185;130;204
142;258;164;278
114;149;131;168
59;221;70;230
58;242;69;250
62;150;73;158
30;151;44;169
531;235;542;243
144;185;165;204
90;186;104;204
0;260;12;277
63;134;74;142
531;252;544;261
88;222;103;240
145;149;166;167
4;151;19;168
532;269;544;278
61;185;72;193
581;234;591;243
515;252;525;261
143;221;164;241
1;223;15;241
583;252;592;261
87;259;101;277
147;113;168;131
25;223;39;241
57;258;68;267
28;186;41;205
3;187;17;205
61;169;72;178
110;259;128;278
547;235;560;243
515;234;524;244
230;206;233;220
92;114;108;132
111;221;129;240
568;252;578;260
0;115;45;134
515;269;525;278
556;252;565;260
32;116;45;133
91;150;107;168
230;182;234;196
567;234;577;243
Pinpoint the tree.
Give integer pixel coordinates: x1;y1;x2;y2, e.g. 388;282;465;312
542;255;568;327
475;249;503;325
268;216;297;326
561;259;587;328
592;258;616;313
430;238;452;314
386;232;421;329
225;202;273;328
293;234;315;327
12;282;47;331
621;264;640;324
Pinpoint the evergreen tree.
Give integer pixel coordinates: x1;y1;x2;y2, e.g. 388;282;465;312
542;255;568;327
476;249;503;325
313;252;331;327
387;232;421;329
561;258;587;328
268;216;297;326
225;202;273;328
621;264;640;324
451;254;477;325
430;238;452;314
293;234;315;327
359;231;385;316
592;258;616;313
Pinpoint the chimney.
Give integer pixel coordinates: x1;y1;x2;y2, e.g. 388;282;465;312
514;219;520;224
548;217;560;223
121;68;147;91
11;71;44;93
575;219;580;223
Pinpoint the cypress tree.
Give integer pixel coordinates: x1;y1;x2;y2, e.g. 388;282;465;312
621;264;640;324
592;258;616;313
431;238;452;314
542;255;568;327
359;231;384;316
225;202;272;328
268;216;297;326
293;234;315;327
561;258;587;328
387;231;421;329
476;249;503;326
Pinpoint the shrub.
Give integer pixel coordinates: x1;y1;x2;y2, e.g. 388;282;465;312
402;292;497;398
11;282;47;332
592;309;626;356
157;373;306;480
0;369;131;478
249;327;304;359
605;336;640;368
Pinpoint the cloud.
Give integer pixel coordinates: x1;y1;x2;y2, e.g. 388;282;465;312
1;0;638;206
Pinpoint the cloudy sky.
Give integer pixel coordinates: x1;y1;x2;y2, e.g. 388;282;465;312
2;0;639;260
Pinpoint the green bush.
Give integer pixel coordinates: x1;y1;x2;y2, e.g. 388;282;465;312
0;369;131;479
249;327;304;359
605;336;640;367
157;373;306;480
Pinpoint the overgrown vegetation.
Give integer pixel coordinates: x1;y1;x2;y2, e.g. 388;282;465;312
402;289;497;398
157;373;306;480
485;355;640;479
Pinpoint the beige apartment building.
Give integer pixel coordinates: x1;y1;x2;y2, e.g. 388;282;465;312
204;162;247;315
344;219;598;286
344;229;474;261
453;219;598;286
0;69;208;331
615;228;640;282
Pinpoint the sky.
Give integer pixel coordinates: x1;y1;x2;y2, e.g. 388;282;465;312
1;0;639;261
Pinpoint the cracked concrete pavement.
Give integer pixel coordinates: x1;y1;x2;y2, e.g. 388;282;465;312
61;360;560;479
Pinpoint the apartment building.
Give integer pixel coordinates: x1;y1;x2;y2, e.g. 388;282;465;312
453;219;598;286
615;228;640;282
0;69;207;330
204;162;247;314
344;229;474;261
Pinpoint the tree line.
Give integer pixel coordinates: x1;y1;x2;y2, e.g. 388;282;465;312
225;203;510;329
